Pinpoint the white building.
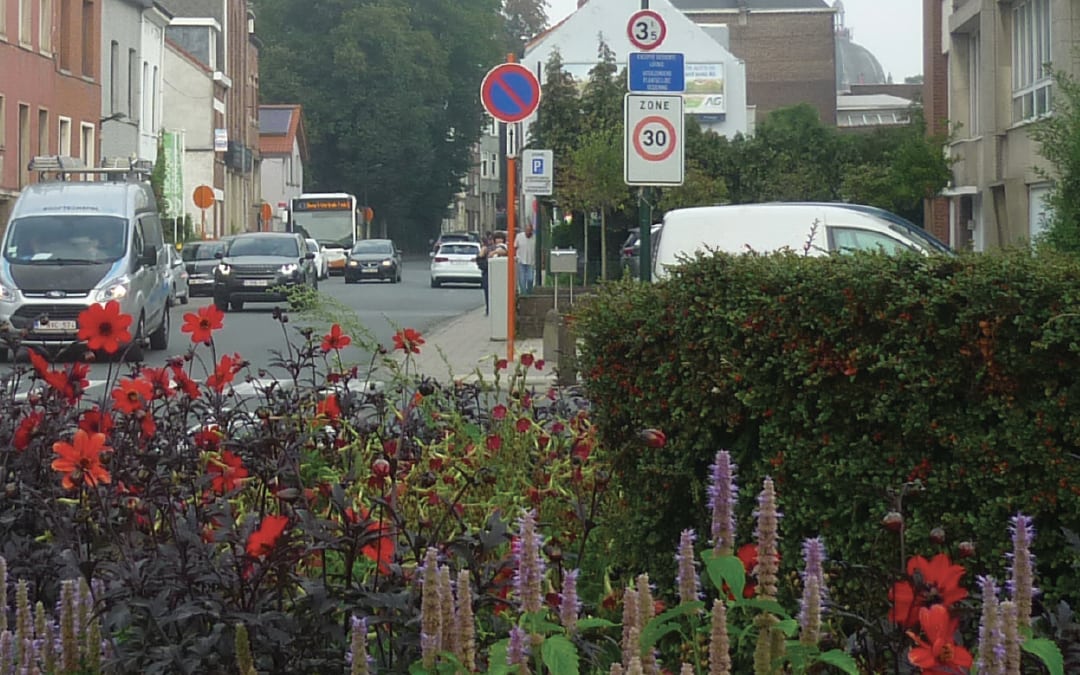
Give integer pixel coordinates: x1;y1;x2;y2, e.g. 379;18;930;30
523;0;750;138
258;105;308;232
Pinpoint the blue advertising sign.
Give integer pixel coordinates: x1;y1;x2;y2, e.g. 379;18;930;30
628;52;685;93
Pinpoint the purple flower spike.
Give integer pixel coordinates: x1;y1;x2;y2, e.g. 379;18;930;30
708;451;738;556
675;529;701;605
1008;513;1038;631
507;625;530;667
798;537;827;645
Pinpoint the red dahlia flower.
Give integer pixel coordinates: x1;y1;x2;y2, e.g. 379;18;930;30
208;450;249;494
207;353;242;392
321;323;351;352
889;553;968;629
111;377;154;414
51;429;112;491
77;301;133;354
13;412;44;450
392;327;424;354
181;304;225;344
246;514;289;558
906;604;974;673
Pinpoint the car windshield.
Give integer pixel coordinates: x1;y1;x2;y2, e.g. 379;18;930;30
306;240;319;254
227;237;299;258
3;215;127;264
439;244;479;255
182;242;224;261
352;241;393;255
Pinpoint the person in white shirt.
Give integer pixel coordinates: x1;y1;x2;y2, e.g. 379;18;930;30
514;223;536;294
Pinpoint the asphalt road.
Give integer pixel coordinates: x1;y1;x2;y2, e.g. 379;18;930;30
1;257;484;394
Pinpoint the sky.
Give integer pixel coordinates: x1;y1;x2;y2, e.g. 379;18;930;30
544;0;924;81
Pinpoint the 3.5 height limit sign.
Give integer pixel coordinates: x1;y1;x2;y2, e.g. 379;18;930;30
624;93;684;186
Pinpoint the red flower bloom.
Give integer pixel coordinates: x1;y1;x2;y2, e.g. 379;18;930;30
534;359;545;371
492;404;507;421
640;428;667;448
77;301;133;354
193;427;222;451
906;604;974;673
246;514;289;558
14;412;44;450
28;350;85;402
51;429;112;491
392;327;425;354
207;353;242;392
170;365;200;398
520;353;534;367
321;323;351;352
208;450;249;494
889;553;968;629
111;377;153;414
78;408;114;436
515;418;531;433
496;359;508;371
344;506;396;574
141;367;174;398
733;543;781;599
181;304;225;344
486;434;502;451
316;394;341;421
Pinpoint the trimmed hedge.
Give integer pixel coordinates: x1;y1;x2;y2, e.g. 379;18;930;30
574;248;1080;616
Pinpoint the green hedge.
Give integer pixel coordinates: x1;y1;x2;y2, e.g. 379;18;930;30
574;248;1080;616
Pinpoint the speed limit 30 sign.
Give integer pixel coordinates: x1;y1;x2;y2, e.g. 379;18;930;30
627;9;667;51
624;93;684;186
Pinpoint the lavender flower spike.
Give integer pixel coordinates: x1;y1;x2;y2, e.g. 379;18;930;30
676;529;702;606
798;537;827;646
419;547;442;669
975;576;1004;675
753;477;782;601
709;598;732;675
559;569;581;633
708;451;738;556
507;625;531;672
514;510;546;615
1007;513;1038;631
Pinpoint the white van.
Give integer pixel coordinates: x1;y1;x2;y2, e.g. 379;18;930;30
0;157;172;361
652;202;952;280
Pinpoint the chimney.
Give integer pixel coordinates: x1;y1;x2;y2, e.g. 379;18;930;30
577;0;587;7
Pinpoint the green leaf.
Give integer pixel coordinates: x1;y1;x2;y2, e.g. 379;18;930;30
485;639;512;675
818;649;860;675
703;551;745;601
1022;637;1065;675
639;601;706;649
639;622;682;651
733;598;791;618
409;662;431;675
575;617;618;631
541;635;580;675
520;611;561;635
776;618;799;637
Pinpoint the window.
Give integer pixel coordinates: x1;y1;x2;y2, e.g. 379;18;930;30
127;49;137;119
1012;0;1051;121
152;65;158;128
481;157;488;178
19;0;30;44
491;152;499;179
1029;184;1052;241
80;0;94;76
37;109;48;154
58;0;70;70
39;0;51;53
829;227;913;255
58;117;71;156
109;41;119;113
80;122;94;168
18;104;29;188
141;62;149;125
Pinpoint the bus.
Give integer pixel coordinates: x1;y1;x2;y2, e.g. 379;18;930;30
288;193;360;275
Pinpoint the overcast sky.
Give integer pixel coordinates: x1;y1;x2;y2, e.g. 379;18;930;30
544;0;924;81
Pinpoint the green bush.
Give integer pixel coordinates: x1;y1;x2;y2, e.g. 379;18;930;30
574;248;1080;618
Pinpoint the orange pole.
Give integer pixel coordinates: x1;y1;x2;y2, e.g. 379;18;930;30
506;52;517;362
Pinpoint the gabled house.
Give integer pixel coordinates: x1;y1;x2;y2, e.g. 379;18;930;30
258;104;308;232
99;0;172;164
0;0;102;224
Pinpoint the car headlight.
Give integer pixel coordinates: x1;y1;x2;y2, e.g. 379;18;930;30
381;259;393;267
280;263;299;275
348;260;359;267
95;278;130;302
216;264;231;276
0;283;19;303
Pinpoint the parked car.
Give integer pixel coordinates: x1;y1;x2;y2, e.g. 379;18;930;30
306;238;329;280
620;223;663;278
344;239;402;283
181;240;227;296
429;231;479;255
652;202;953;280
430;241;482;287
167;246;190;306
212;232;318;311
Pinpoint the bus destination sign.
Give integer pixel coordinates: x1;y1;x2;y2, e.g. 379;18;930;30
293;198;352;211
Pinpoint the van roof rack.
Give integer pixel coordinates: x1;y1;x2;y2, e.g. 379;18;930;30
28;155;153;182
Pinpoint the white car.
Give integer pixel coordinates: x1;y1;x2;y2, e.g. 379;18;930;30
167;246;190;305
430;241;482;287
306;238;329;280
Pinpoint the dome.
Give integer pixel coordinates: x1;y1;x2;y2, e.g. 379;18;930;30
836;34;887;91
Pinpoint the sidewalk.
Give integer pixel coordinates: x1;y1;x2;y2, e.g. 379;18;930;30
399;306;556;387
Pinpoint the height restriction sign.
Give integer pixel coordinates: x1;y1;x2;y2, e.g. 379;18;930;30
624;93;684;186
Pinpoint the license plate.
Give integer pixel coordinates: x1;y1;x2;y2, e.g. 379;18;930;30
362;268;378;273
35;320;77;332
243;279;270;287
454;260;471;265
190;278;211;285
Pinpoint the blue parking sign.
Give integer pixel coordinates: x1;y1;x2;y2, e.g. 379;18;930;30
532;158;544;174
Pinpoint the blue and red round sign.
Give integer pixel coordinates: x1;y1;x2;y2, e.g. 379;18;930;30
481;63;541;124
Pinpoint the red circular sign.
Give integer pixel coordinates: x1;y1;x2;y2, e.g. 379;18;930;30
632;115;677;162
627;10;667;51
481;63;542;123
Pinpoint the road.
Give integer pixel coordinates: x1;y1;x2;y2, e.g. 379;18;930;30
1;257;483;394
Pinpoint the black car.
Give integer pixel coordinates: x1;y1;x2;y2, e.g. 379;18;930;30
344;239;402;283
181;240;227;296
620;224;662;278
213;232;317;311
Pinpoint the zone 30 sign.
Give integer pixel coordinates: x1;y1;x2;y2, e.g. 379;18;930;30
624;93;684;186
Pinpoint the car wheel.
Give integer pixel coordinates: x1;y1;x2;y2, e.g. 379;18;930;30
344;277;353;284
149;304;170;351
214;295;230;312
180;291;189;305
125;314;146;362
430;278;440;288
0;346;8;363
231;299;244;311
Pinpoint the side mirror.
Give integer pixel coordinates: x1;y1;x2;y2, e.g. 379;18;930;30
215;251;224;259
304;252;315;260
139;245;157;268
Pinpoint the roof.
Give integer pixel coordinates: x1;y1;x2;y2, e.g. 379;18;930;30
836;93;913;110
258;105;309;162
165;38;212;74
673;0;830;10
159;0;221;21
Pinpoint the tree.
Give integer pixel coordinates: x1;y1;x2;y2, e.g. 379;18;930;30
502;0;548;55
568;128;625;280
1030;70;1080;253
529;50;584;204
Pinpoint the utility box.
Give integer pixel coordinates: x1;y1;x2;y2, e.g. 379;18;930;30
549;249;578;274
489;256;508;341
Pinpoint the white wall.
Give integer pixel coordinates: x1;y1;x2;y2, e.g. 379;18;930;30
139;8;170;162
523;0;749;138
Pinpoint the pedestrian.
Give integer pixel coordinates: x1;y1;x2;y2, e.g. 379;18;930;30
514;222;536;294
479;231;507;315
477;232;492;315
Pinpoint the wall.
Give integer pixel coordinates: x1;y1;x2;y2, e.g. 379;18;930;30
138;8;168;162
99;0;142;162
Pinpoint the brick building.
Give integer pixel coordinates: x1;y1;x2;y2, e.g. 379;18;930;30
674;0;837;125
921;0;949;245
0;0;103;224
